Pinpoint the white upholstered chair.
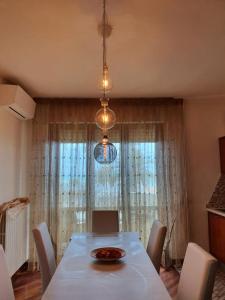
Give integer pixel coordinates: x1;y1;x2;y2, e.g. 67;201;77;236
33;222;56;292
176;243;217;300
146;220;167;273
92;210;119;233
0;245;15;300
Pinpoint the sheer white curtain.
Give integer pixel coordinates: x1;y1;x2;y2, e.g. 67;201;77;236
30;99;189;263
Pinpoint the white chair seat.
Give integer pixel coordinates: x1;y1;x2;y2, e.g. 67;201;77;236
0;245;15;300
33;222;56;293
146;220;167;273
92;210;119;233
176;243;217;300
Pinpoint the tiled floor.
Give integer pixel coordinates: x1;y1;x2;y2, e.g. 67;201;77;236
213;269;225;300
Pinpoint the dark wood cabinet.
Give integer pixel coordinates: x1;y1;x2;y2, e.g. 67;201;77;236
208;211;225;263
219;137;225;174
207;136;225;262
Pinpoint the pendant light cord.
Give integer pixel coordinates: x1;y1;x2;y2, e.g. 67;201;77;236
103;0;107;97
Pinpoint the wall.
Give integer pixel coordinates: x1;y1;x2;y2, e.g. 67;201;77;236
0;107;31;204
184;96;225;250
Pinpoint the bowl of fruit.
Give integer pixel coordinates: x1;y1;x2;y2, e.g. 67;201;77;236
91;247;126;262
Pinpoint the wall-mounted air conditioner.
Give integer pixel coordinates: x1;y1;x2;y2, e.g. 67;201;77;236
0;84;36;120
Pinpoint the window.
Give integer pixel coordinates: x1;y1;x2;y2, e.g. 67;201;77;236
48;123;160;255
58;137;157;244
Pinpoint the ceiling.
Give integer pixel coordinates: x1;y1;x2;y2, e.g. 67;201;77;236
0;0;225;98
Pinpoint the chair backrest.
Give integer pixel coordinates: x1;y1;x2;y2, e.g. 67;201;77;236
146;220;167;273
92;210;119;233
32;222;56;292
176;243;217;300
0;245;15;300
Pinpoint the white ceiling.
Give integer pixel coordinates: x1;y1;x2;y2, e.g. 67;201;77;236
0;0;225;98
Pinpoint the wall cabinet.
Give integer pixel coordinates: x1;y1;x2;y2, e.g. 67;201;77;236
219;136;225;174
208;211;225;263
207;136;225;262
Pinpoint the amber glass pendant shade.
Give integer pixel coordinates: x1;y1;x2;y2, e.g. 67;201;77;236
95;106;116;131
99;65;112;92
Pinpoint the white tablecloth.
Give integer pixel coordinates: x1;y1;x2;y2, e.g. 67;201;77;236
42;232;171;300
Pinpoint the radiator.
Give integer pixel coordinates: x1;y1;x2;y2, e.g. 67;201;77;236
0;203;30;276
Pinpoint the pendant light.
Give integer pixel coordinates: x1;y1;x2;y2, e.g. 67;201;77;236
95;97;116;131
94;135;117;164
94;0;117;164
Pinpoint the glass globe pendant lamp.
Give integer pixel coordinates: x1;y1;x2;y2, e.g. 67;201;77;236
95;97;116;131
94;135;117;164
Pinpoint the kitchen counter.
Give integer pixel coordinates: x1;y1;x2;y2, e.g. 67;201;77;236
207;208;225;218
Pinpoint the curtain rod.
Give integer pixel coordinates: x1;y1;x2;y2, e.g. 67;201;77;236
35;98;183;105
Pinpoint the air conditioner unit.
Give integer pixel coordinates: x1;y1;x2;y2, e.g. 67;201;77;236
0;84;36;120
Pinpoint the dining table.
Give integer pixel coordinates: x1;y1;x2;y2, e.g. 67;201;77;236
42;232;171;300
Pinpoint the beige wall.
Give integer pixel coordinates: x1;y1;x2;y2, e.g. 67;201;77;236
184;96;225;250
0;107;31;204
